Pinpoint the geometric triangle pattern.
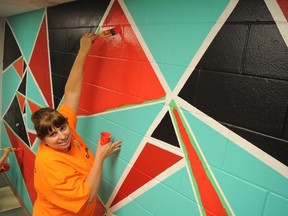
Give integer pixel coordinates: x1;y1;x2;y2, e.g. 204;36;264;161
26;100;41;132
29;15;53;108
1;0;288;215
3;97;30;146
110;142;183;207
27;69;48;108
114;168;198;216
178;0;288;166
1;122;34;211
16;93;26;113
123;1;227;91
28;132;37;147
47;0;111;109
1;66;21;115
7;9;45;63
79;0;166;115
3;23;21;70
182;106;288;216
171;102;232;216
4;122;37;204
151;111;180;148
14;57;24;78
18;72;27;96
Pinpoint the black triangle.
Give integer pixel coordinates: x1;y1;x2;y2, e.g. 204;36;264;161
18;73;27;96
3;97;30;147
3;22;22;70
23;60;27;74
152;112;180;148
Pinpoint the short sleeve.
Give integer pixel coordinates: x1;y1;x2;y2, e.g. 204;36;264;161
58;103;77;129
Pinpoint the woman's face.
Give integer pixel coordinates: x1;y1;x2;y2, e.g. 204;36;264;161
43;123;72;152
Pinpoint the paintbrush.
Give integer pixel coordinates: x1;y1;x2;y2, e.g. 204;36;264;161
97;26;121;37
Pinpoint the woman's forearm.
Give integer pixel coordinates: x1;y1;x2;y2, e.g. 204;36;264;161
64;52;87;103
86;157;104;203
85;140;122;203
62;33;97;112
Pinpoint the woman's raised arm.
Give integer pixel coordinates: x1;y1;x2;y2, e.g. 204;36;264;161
62;32;97;113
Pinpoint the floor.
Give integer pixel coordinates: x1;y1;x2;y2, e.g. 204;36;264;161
0;172;31;216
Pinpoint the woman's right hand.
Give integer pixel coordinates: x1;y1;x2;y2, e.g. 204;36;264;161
79;32;98;56
95;140;122;160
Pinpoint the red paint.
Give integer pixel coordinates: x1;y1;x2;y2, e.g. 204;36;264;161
4;123;37;204
14;57;23;77
28;100;41;113
78;0;166;115
277;0;288;20
110;142;182;207
17;93;26;113
29;15;53;108
28;132;37;146
173;108;228;216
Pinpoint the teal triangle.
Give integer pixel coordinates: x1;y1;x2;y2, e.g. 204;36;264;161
26;101;41;154
181;107;288;215
181;108;228;168
27;69;47;107
124;0;229;90
26;101;35;131
7;9;45;63
1;122;33;212
31;138;41;154
2;66;21;115
114;167;200;216
77;102;164;203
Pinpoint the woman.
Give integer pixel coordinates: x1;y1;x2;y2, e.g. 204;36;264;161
31;32;122;215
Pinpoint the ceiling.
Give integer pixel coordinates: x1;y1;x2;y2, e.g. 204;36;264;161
0;0;74;18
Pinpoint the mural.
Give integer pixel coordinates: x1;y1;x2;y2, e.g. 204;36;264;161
1;0;288;215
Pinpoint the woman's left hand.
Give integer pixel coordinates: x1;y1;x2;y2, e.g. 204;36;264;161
95;140;122;160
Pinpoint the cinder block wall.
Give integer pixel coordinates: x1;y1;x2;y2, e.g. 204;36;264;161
1;0;287;215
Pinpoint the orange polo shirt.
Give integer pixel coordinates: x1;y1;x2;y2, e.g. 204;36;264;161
33;104;96;216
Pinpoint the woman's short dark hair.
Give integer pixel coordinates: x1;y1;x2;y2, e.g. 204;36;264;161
31;108;68;140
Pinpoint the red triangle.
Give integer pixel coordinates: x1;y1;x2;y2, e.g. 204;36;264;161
28;100;41;113
29;15;53;108
173;107;228;216
277;0;288;21
17;93;26;113
110;143;182;207
4;123;37;205
28;132;37;146
78;0;166;115
14;57;23;77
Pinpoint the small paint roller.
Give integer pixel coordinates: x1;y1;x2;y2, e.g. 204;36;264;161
1;162;10;172
100;132;112;145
